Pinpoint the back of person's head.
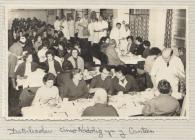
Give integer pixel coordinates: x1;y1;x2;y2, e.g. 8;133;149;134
93;88;108;104
149;47;162;56
143;40;151;47
158;80;172;94
62;60;73;72
43;73;56;83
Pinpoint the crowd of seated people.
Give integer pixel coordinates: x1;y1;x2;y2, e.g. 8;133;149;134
8;14;186;117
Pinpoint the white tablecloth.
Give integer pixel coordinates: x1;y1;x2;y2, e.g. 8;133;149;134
115;49;145;64
22;90;155;119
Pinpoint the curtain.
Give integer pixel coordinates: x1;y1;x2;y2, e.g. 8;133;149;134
129;9;149;40
164;9;173;48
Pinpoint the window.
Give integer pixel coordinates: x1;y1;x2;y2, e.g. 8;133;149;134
172;9;186;48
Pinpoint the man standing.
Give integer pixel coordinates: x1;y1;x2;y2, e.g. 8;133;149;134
110;23;122;46
61;15;70;41
88;18;96;45
54;16;61;31
151;48;185;99
67;15;75;44
8;36;26;89
94;15;108;44
76;14;89;50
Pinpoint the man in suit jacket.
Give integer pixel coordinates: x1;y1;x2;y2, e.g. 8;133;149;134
142;80;181;116
82;88;119;117
112;65;138;94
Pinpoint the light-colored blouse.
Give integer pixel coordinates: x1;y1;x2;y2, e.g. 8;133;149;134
32;85;60;106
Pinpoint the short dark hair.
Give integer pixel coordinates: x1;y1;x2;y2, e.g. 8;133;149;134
115;65;127;76
126;36;134;42
99;65;111;72
62;60;73;71
135;36;143;43
99;36;109;45
43;73;56;83
46;50;55;57
143;40;151;47
149;47;162;56
158;80;172;94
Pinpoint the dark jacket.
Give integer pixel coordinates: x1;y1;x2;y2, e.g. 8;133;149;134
60;79;89;101
142;94;181;116
90;74;113;95
15;62;39;77
131;44;145;56
82;103;119;117
112;75;138;94
40;60;62;74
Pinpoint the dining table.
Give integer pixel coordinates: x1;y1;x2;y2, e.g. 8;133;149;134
21;89;156;119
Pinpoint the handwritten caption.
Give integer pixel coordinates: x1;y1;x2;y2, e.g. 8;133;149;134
7;125;155;138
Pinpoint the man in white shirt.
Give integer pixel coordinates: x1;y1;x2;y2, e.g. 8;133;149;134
61;15;70;40
54;16;61;31
120;24;131;40
110;23;122;46
88;18;96;45
94;16;108;44
76;14;89;49
67;15;75;43
151;48;185;99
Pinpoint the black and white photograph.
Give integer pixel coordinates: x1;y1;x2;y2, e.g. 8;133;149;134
7;8;187;119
